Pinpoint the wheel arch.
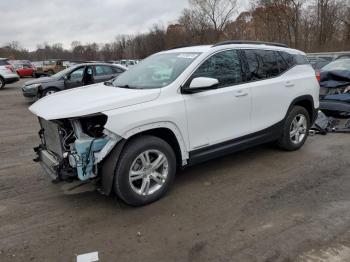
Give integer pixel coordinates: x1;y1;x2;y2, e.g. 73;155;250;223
100;123;188;196
122;122;189;164
287;95;316;123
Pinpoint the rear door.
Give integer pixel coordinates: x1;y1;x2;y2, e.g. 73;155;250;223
241;49;292;133
64;66;85;89
94;65;117;83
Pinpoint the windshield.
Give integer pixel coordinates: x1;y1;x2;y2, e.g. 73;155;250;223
321;59;350;72
112;52;201;89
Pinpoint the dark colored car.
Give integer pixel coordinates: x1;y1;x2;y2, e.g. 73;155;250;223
22;63;127;101
319;58;350;116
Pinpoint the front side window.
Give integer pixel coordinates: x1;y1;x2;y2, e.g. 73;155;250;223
69;67;85;81
112;52;201;89
189;50;243;88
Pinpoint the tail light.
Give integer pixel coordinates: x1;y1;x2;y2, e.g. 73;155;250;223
316;71;321;82
5;65;15;73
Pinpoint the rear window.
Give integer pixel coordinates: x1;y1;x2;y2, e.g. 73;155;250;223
0;59;9;66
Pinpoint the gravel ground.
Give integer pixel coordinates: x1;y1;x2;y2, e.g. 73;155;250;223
1;79;350;262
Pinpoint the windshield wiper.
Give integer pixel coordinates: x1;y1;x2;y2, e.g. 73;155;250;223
104;81;113;86
117;84;139;89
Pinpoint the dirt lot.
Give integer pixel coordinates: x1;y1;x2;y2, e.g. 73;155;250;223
1;79;350;262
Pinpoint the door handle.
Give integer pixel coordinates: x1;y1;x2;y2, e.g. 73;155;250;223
285;82;295;88
234;90;248;97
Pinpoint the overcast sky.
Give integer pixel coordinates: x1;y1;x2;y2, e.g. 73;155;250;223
0;0;247;51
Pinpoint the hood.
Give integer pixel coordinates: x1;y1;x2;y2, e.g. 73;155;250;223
24;77;56;86
29;83;161;120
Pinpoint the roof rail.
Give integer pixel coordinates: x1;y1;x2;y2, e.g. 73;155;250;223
212;40;288;48
167;44;195;50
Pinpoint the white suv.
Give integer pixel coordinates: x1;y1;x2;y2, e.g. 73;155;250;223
0;58;20;88
30;41;319;206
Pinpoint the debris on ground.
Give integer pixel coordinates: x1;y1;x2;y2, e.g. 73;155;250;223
311;111;350;135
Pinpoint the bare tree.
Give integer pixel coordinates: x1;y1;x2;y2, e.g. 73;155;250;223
189;0;238;39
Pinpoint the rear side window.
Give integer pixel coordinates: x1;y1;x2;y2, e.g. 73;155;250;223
113;66;125;73
190;50;243;88
95;65;115;76
259;50;280;77
0;60;9;66
279;51;309;66
243;50;308;81
294;54;309;65
275;52;289;73
279;52;295;67
243;50;280;80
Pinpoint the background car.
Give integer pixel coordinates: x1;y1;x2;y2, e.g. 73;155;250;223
34;59;66;77
319;58;350;116
22;63;127;100
10;60;36;77
0;58;20;88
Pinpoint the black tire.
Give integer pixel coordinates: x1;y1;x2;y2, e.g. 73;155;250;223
114;135;176;206
47;70;54;76
0;77;4;89
42;87;59;97
277;106;310;151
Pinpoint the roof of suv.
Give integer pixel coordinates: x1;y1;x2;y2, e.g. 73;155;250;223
163;43;304;55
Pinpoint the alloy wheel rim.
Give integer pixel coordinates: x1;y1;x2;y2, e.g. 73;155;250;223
290;114;307;144
129;150;169;196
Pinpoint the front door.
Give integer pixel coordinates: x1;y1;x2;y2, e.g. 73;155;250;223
183;49;251;150
64;66;85;89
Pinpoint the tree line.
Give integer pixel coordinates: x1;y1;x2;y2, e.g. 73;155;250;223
1;0;349;61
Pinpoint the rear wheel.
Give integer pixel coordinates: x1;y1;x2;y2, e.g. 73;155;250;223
278;106;310;151
0;77;4;89
114;136;176;206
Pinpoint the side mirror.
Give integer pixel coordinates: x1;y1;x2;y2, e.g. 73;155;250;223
184;77;219;93
64;75;70;81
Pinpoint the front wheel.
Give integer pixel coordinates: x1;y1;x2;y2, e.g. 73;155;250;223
42;87;59;97
114;136;176;206
277;106;310;151
0;77;4;89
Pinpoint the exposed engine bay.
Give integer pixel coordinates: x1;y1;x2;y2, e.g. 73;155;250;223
34;114;121;182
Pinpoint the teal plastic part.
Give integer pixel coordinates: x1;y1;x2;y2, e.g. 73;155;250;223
74;137;109;181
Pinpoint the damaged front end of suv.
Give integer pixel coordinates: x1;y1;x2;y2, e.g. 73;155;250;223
34;114;121;188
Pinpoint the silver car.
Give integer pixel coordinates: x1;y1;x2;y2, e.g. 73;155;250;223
0;58;20;88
